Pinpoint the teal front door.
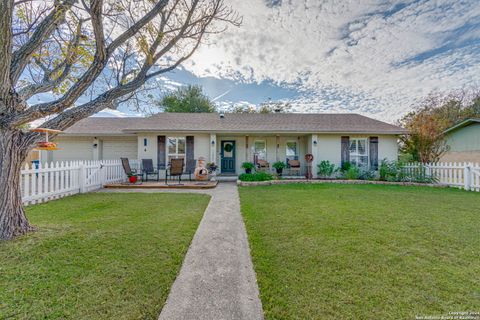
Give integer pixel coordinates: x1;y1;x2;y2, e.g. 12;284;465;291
221;141;236;173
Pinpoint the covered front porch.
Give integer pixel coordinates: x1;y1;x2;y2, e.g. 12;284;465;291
212;133;317;177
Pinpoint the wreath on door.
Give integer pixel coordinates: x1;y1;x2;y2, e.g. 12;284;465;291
224;143;233;152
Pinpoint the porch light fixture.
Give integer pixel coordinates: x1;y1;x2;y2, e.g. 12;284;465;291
211;140;215;145
313;140;318;146
144;138;148;147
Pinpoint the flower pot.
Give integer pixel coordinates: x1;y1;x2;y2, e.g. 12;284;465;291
245;168;252;174
129;176;137;184
276;168;283;175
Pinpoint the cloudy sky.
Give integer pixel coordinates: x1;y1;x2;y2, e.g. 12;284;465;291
108;0;480;122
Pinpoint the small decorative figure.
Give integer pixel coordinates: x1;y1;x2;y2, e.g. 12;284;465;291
194;157;209;181
305;153;314;180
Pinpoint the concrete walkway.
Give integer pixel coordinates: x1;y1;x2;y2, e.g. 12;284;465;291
158;182;263;320
102;183;263;319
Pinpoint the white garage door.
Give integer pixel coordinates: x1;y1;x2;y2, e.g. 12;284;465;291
102;138;138;160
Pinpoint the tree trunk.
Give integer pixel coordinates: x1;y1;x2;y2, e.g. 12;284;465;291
0;129;35;240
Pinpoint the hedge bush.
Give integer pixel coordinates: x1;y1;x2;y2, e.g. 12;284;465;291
238;172;274;182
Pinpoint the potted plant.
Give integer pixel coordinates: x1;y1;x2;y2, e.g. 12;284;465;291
272;161;286;175
207;162;217;173
207;162;218;181
127;173;138;184
241;162;255;174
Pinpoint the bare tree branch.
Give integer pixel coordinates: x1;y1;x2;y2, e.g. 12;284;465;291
18;20;84;99
10;0;76;85
4;0;240;129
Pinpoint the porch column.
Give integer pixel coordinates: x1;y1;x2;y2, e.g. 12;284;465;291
92;137;100;161
309;134;318;178
210;133;217;164
275;135;280;162
245;136;249;162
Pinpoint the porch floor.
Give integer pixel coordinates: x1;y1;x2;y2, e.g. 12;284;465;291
104;180;218;189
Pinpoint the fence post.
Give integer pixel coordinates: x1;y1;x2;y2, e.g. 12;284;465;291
464;164;471;191
79;163;86;193
100;161;106;187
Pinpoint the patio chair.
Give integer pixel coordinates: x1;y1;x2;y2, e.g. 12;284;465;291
121;157;143;181
256;159;270;171
287;159;301;176
142;159;159;182
165;158;185;185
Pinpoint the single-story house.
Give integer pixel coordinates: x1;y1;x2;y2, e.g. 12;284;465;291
440;118;480;163
43;113;406;177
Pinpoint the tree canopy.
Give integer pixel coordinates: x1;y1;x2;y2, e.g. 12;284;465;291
160;85;216;113
399;90;480;162
0;0;240;240
230;101;292;113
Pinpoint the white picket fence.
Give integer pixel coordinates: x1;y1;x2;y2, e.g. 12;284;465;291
402;162;480;192
19;160;479;206
20;159;140;205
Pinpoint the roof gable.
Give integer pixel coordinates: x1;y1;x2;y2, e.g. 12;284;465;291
443;118;480;135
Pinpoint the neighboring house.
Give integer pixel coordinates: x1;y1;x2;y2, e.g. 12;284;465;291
441;118;480;163
43;113;406;177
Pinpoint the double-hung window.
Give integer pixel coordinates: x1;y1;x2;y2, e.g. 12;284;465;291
349;138;368;168
167;137;186;163
253;140;267;160
286;141;298;159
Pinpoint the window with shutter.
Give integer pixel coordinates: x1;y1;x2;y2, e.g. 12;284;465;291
349;138;369;168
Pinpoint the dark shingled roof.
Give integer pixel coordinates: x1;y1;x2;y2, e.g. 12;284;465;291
63;113;407;135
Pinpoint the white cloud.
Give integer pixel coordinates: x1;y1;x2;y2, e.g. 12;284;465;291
181;0;480;121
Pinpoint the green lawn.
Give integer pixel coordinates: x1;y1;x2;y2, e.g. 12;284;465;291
0;192;210;319
240;184;480;320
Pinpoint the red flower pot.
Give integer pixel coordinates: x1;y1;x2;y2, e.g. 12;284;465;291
129;176;137;184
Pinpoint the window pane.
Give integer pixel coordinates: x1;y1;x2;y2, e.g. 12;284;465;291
358;155;368;168
168;138;176;154
286;142;297;157
349;140;357;153
358;139;366;155
350;155;357;166
254;141;266;160
255;141;265;151
223;142;233;158
178;138;186;154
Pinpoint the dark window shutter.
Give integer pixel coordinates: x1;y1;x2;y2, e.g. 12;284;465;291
157;136;166;169
369;136;379;170
186;136;195;171
341;136;350;166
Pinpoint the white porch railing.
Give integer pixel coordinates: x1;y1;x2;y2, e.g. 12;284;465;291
20;159;140;205
401;162;480;192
